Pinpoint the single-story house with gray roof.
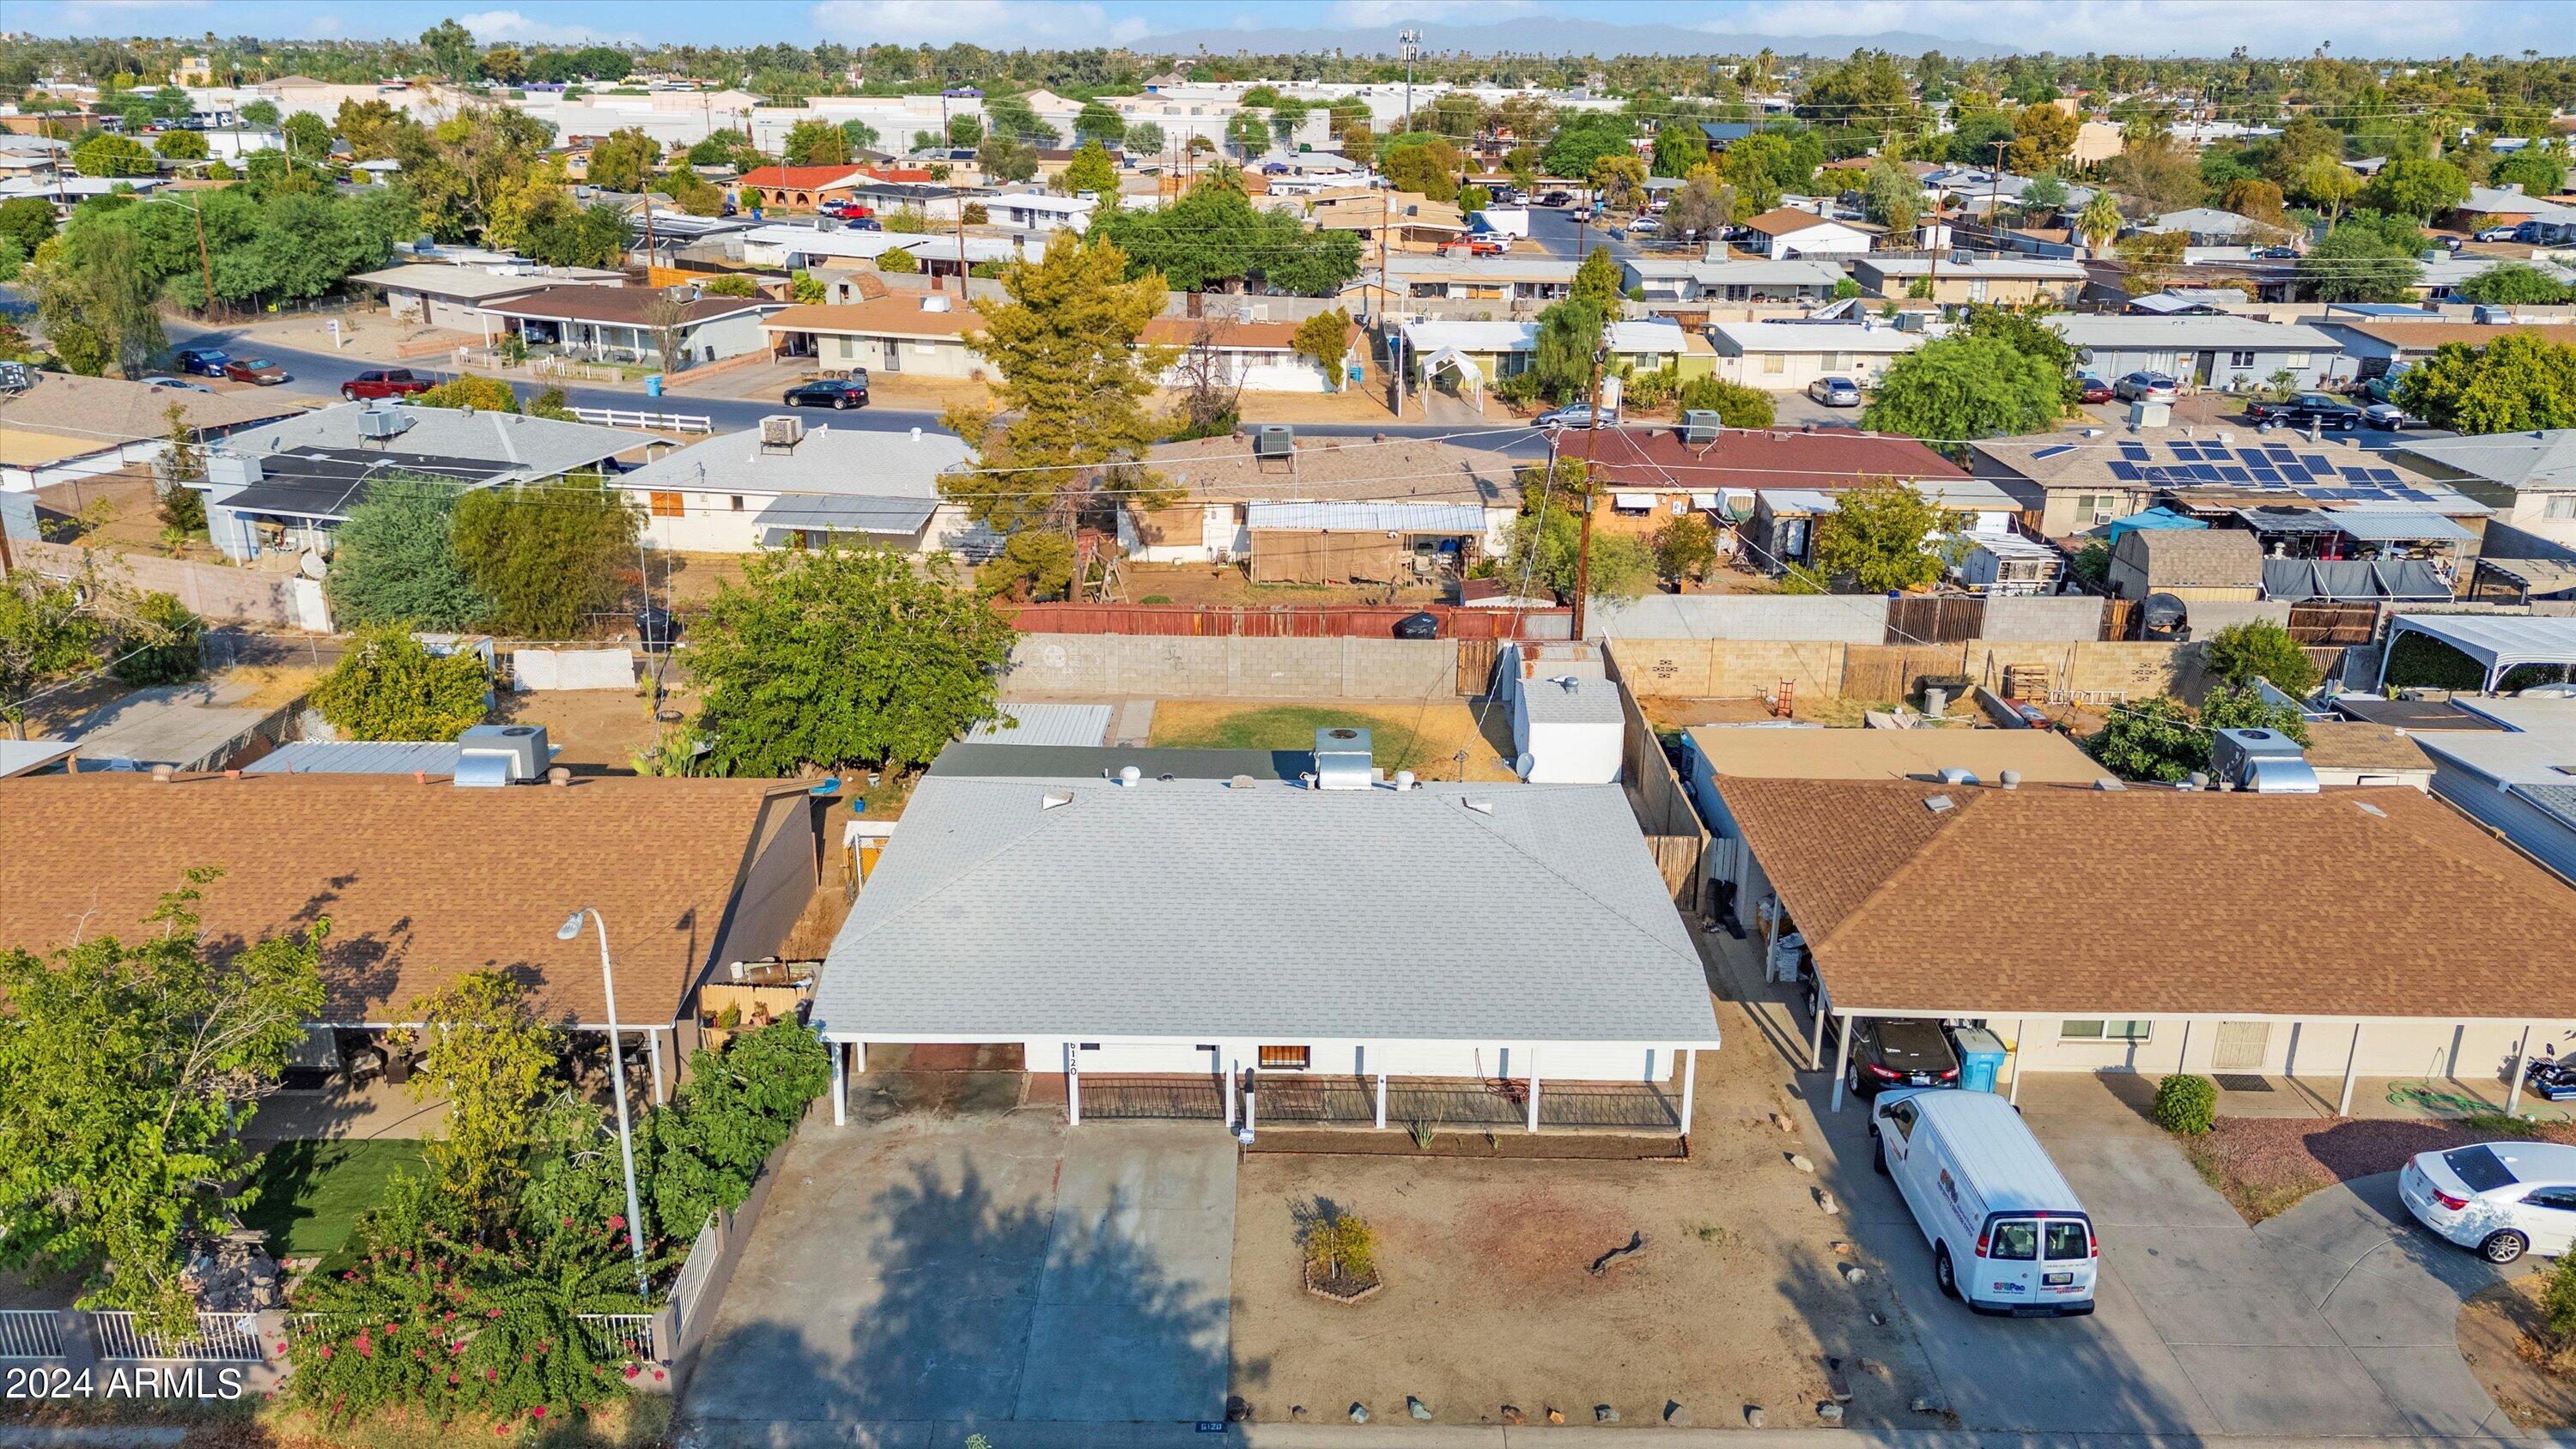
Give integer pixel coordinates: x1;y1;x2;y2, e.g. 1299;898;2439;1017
809;743;1722;1134
605;416;983;555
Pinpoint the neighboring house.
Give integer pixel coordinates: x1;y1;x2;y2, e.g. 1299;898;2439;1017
2455;184;2576;227
1735;206;1874;259
2419;710;2576;883
2106;526;2263;602
610;418;981;555
196;403;661;562
2043;316;2342;391
1718;776;2576;1099
1125;433;1516;568
1619;255;1848;306
733;164;870;211
1972;433;2485;538
1142;316;1361;394
2298;722;2437;791
804;743;1724;1132
0;373;301;537
1378;252;1577;308
1310;189;1467;252
348;262;623;333
2397;431;2576;551
1581;421;1972;546
2139;207;2275;244
982;190;1097;233
1736;478;2022;575
737;223;1029;275
0;175;166;205
0;772;824;1099
2125;288;2259;316
1704;319;1925;391
478;285;787;368
2318;319;2576;385
762;295;989;378
1846;257;2087;306
2409;255;2576;300
1400;318;1705;395
1953;530;2064;596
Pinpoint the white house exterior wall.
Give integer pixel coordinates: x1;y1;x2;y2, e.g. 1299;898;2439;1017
1991;1015;2576;1084
1028;1036;1680;1083
1715;347;1906;392
814;330;986;379
1767;224;1872;259
2066;343;2330;391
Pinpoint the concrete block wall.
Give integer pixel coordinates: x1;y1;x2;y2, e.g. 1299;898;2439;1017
1608;638;1850;700
1616;636;2201;704
12;541;318;631
1980;594;2109;642
1005;634;1461;700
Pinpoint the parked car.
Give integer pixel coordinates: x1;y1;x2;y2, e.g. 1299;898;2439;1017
2400;1141;2576;1264
1844;1018;1961;1097
1539;190;1573;207
1625;213;1661;233
2075;373;2115;404
172;348;230;378
1874;1088;2099;1316
784;375;870;409
1806;375;1862;408
845;216;883;231
2246;391;2366;432
223;356;288;385
340;367;432;402
2477;224;2525;242
2112;372;2178;403
2361;402;2414;430
1534;402;1619;430
137;374;212;392
2363;367;2414;403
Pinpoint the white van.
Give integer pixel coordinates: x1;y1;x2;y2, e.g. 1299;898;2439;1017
1871;1088;2098;1317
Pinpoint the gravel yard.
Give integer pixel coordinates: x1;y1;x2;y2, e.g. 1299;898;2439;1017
2186;1114;2576;1223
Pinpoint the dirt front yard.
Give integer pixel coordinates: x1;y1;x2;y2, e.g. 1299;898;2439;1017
1228;948;1935;1429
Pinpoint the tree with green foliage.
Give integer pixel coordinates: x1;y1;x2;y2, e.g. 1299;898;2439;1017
1789;482;1963;593
687;129;761;171
2087;685;2307;783
1127;121;1164;158
2395;332;2576;434
1529;297;1606;403
152;128;206;162
72;132;155;177
584;125;659;193
310;626;489;742
413;374;522;412
840;119;879;152
450;475;638;640
1862;155;1923;234
1058;140;1118;197
0;870;325;1337
26;222;162;376
977;132;1039;185
1505;471;1654;602
2359;155;2470;220
2457;262;2573;306
646;1022;829;1241
945;113;984;149
2006;101;2076;174
1652;512;1718;582
1540;110;1634;179
0;197;53;258
326;476;489;630
2493;149;2567;198
1862;334;2064;446
2291;155;2364;224
1590;154;1649;211
0;573;105;731
2017;172;2070;216
2075;190;2125;256
689;548;1015;776
110;592;203;688
975;529;1078;601
419;18;478;82
1651;121;1706;178
2204;618;2320;696
392;970;562;1232
1377;132;1462;202
983;94;1058;147
782;118;851;168
279;110;332;163
1716;135;1786;215
1677;374;1777;427
238;98;281;129
1293;307;1355;391
1571;244;1624;309
1072;100;1127;149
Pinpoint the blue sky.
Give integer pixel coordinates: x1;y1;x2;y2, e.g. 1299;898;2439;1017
15;0;2536;59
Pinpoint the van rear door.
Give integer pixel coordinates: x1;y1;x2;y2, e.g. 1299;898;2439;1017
1977;1214;2096;1311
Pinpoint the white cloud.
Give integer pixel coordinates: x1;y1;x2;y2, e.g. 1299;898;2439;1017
809;0;1154;46
52;0;208;29
1712;0;2482;58
456;9;638;45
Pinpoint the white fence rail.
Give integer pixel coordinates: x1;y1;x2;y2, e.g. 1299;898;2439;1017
667;1212;722;1337
0;1310;64;1358
570;407;713;434
93;1312;264;1361
579;1313;658;1360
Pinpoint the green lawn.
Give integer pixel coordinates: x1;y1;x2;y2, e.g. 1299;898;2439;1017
1149;703;1445;773
239;1139;428;1257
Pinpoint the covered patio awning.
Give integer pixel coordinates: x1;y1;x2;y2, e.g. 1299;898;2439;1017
2323;508;2477;544
1244;501;1486;534
2473;557;2576;602
752;491;939;544
2377;612;2576;692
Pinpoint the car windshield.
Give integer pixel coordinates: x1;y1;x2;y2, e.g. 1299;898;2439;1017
1989;1221;2038;1261
2445;1145;2518;1192
240;358;273;367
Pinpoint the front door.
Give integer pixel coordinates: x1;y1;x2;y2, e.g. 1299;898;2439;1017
2211;1020;2271;1073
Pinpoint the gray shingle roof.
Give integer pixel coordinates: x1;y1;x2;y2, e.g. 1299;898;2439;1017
612;423;967;500
218;403;657;482
811;772;1719;1046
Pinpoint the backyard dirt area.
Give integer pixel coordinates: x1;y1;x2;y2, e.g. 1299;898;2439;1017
1148;699;1521;783
492;683;669;773
2184;1113;2576;1225
1115;561;1446;609
2460;1276;2576;1431
1229;952;1935;1429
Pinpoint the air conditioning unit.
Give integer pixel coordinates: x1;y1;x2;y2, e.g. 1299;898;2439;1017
920;294;952;312
1680;409;1722;445
1312;726;1374;790
356;408;414;440
759;415;805;451
205;451;263;487
1253;423;1295;458
2211;726;2318;794
457;724;549;785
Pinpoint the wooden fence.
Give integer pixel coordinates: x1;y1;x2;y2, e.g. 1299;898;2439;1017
1883;595;1987;646
1601;641;1710;911
2285;602;2381;646
1004;603;1570;640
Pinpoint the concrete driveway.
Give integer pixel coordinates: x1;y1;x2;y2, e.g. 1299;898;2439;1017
682;1111;1236;1445
1814;1076;2521;1438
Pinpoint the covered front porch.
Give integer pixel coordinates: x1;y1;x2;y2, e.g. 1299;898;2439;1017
1066;1071;1689;1132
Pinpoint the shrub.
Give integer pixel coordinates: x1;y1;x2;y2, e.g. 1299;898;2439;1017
1675;374;1776;428
1303;1210;1376;1283
2204;619;2318;697
112;591;204;686
2150;1073;2218;1136
2544;1252;2576;1352
310;627;489;741
700;274;758;297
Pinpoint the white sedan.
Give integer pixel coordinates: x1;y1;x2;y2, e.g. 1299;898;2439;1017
2399;1141;2576;1264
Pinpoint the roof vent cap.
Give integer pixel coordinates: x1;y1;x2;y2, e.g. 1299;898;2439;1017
1999;770;2021;790
1924;793;1955;813
1118;765;1142;787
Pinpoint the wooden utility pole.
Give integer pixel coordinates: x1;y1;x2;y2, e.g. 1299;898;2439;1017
951;177;969;294
1569;342;1608;639
188;197;214;320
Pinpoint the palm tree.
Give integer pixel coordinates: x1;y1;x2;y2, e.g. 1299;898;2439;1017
2076;191;2124;258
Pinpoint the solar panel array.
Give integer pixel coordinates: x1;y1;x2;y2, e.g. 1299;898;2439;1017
2105;440;2439;505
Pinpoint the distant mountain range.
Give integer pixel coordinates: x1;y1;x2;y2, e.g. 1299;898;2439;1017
1138;18;2014;62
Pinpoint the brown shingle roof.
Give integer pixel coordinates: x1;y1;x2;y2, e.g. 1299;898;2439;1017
2335;321;2576;352
481;284;780;327
0;372;303;450
1739;207;1844;237
1585;424;1968;493
2299;722;2435;773
2117;526;2263;586
1720;777;2576;1018
1141;435;1513;506
0;773;803;1029
762;297;987;338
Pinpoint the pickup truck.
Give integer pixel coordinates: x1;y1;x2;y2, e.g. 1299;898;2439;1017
340;368;434;402
2245;392;2365;433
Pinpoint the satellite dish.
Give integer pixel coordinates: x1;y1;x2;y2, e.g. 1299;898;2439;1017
299;551;328;579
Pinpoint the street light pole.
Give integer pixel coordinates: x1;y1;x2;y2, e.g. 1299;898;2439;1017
1570;341;1607;640
558;908;651;1298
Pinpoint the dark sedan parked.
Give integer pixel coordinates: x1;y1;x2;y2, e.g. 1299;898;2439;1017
2246;391;2365;432
783;375;870;409
172;348;230;378
1844;1018;1962;1098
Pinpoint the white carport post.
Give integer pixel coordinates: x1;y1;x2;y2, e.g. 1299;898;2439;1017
2008;1019;2027;1106
1828;1012;1856;1113
1679;1048;1698;1135
1526;1048;1541;1133
1808;1001;1829;1070
1374;1070;1388;1131
1065;1042;1081;1126
1224;1058;1237;1131
2337;1022;2363;1118
2506;1024;2535;1119
646;1030;666;1104
829;1041;848;1126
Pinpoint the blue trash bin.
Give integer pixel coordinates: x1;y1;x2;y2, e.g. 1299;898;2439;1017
1952;1027;2008;1094
644;373;664;398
